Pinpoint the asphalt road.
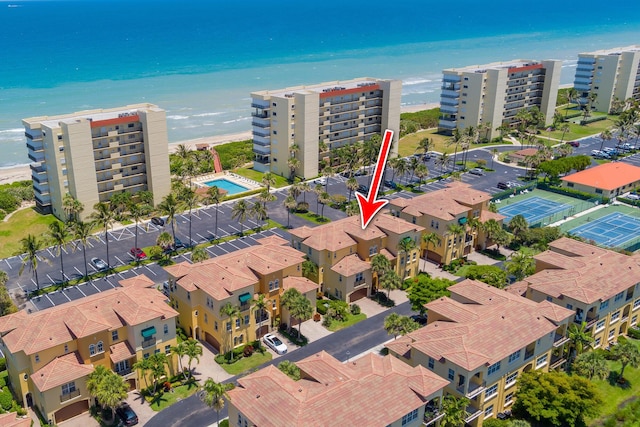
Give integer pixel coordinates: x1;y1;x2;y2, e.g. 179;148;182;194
145;300;414;427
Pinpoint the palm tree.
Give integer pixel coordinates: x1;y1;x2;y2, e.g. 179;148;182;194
437;152;450;174
565;87;578;116
414;164;429;190
87;365;110;407
346;177;358;202
397;237;417;279
170;342;188;380
284;195;297;229
394;157;408;184
573;351;609;380
422;232;441;261
261;172;276;192
298;181;311;204
447;224;465;261
89;202;115;271
62;193;84;223
158;193;182;244
156;232;174;255
47;221;70;285
190;246;209;263
251;200;268;231
379;270;401;299
408;156;421;184
287;157;300;182
321;166;335;193
149;352;169;393
441;395;469;427
202;378;234;427
370;253;391;291
302;258;318;280
559;123;571;144
206;186;222;241
251;294;270;340
231;200;250;235
175;144;192;160
290;295;313;339
418;137;433;158
313;183;323;213
96;372;129;421
505;250;535;281
220;302;240;361
318;191;331;219
508;214;529;238
72;221;93;278
345;200;359;217
612;341;640;381
447;128;462;170
567;321;594;360
281;288;303;333
132;357;153;391
183;339;203;379
18;234;45;290
481;219;502;247
257;188;276;213
599;128;613;152
180;188;199;247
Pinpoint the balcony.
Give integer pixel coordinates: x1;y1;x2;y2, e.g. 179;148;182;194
440;104;458;114
60;389;81;403
251;119;270;128
251;102;270;110
550;354;566;370
26;141;43;152
553;333;570;347
116;367;132;376
28;151;45;162
575;314;599;329
30;163;45;173
141;337;156;348
457;381;486;399
424;410;445;426
464;405;483;423
524;349;535;361
440;89;460;98
438;119;457;129
253;145;271;155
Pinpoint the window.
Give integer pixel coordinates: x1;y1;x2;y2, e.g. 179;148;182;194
546;296;553;302
488;361;501;375
428;357;434;369
508;350;521;363
600;299;609;310
595;189;603;194
506;371;518;387
505;392;514;406
448;369;455;380
274;279;279;289
536;354;548;368
35;354;40;363
97;341;103;353
64;344;68;353
165;345;171;355
112;330;119;341
566;304;573;310
61;381;76;396
269;281;274;291
634;298;640;310
215;321;218;331
204;313;208;323
595;337;601;347
128;123;134;128
235;318;240;329
611;311;620;323
355;272;363;282
615;291;625;302
401;409;418;426
206;297;214;309
595;319;605;333
144;353;150;359
244;315;249;325
485;383;498;399
631;315;637;326
164;324;169;334
369;245;378;256
226;322;231;332
155;349;160;354
89;344;96;356
568;182;574;188
484;405;494;418
608;329;615;340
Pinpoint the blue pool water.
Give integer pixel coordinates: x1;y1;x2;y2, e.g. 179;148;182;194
203;179;249;195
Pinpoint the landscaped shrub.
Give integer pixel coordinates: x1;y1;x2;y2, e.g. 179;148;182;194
316;301;329;315
579;115;607;125
627;327;640;340
350;304;361;315
0;192;19;213
0;357;5;372
296;202;309;213
0;388;13;411
243;345;254;357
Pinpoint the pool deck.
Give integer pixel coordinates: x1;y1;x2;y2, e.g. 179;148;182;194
192;171;262;192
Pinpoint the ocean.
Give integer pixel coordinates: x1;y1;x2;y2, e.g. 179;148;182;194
1;0;639;168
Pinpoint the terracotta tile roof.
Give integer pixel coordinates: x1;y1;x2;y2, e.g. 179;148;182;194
504;281;528;297
526;238;640;304
228;351;448;427
330;254;370;277
387;280;573;371
254;235;289;246
165;242;306;300
479;210;506;223
0;281;177;355
0;412;31;427
119;274;155;288
109;341;136;363
560;162;640;191
31;352;94;392
282;276;319;294
389;182;492;221
379;248;395;260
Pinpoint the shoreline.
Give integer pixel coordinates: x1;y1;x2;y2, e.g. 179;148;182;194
0;102;440;185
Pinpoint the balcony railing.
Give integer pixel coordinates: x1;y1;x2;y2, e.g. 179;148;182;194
550;354;566;370
457;381;486;399
60;389;81;402
524;349;535;361
116;368;132;376
553;333;570;347
464;405;483;423
141;337;156;348
424;410;445;426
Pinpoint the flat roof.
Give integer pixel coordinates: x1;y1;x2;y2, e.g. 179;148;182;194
22;103;162;129
560;162;640;191
580;45;640;56
444;59;543;74
251;77;388;98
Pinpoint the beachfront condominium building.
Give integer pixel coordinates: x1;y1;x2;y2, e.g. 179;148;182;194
23;103;171;221
289;214;423;302
389;182;504;265
164;235;317;351
438;60;561;139
387;279;574;427
573;46;640;113
0;275;178;425
518;237;640;348
250;77;401;179
228;350;449;427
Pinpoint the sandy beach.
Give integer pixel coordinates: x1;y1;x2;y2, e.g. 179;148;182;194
0;103;440;186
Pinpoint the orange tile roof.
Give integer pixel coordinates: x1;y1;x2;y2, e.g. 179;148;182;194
165;241;306;300
560;162;640;191
387;280;573;371
479;210;506;223
109;341;136;363
119;275;156;288
282;276;319;294
525;237;640;304
0;412;31;427
379;248;396;261
228;351;448;427
31;352;94;392
0;281;177;355
330;254;370;277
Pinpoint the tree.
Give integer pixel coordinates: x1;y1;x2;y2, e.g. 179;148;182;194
95;371;129;421
202;378;234;427
493;228;513;253
612;341;640;381
47;221;70;285
287;157;300;181
414;164;429;190
559;123;571;144
158;193;183;245
383;313;419;339
0;277;17;317
72;221;94;278
86;365;110;407
505;250;535;281
283;195;297;229
407;275;453;314
261;172;276;192
89;202;115;271
599;128;613;152
290;294;313;339
251;200;268;231
156;231;174;256
370;253;391;291
180;187;199;247
231;199;250;235
251;294;270;340
256;188;276;212
422;232;441;261
277;360;301;380
397;237;417;279
567;321;594;359
183;338;203;379
441;394;469;427
447;223;465;260
149;352;169;393
170;342;188;380
572;351;609;380
513;370;602;427
462;265;507;288
190;246;209;263
220;302;240;362
62;193;84;223
346;176;358;202
132;357;153;390
317;191;331;219
206;186;222;241
302;258;318;280
281;288;303;332
18;234;46;290
128;202;150;253
379;270;402;299
508;214;529;238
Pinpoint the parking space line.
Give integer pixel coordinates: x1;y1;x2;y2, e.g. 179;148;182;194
228;224;240;233
114;255;126;267
217;245;229;254
76;286;87;297
46;273;56;285
144;265;157;276
227;241;241;251
91;282;101;292
4;259;11;270
105;278;117;288
197;233;209;242
60;290;71;302
205;247;216;256
45;293;55;307
200;209;212;217
47;248;55;258
74;266;84;276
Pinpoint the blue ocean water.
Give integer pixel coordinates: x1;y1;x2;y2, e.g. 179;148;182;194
0;0;639;167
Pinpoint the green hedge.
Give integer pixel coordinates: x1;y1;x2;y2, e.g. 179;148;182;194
564;111;583;120
579;115;607;125
628;327;640;340
223;188;263;202
536;183;609;203
617;196;640;207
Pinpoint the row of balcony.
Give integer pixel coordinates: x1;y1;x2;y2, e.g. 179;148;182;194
91;126;142;139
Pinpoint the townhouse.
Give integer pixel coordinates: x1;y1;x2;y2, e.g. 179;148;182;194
389;182;504;265
520;237;640;348
387;279;573;427
227;350;449;427
164;235;317;352
289;214;424;302
0;276;177;425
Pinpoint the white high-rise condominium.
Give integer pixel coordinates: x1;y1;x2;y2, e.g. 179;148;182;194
23;104;171;221
250;77;401;179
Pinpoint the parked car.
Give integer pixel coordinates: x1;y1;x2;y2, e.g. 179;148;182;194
567;141;580;147
130;247;147;260
497;182;509;190
591;149;610;158
410;314;428;325
469;168;485;176
116;404;139;426
617;142;632;151
90;257;108;272
174;237;186;249
507;181;522;188
627;193;640;200
315;177;327;185
263;333;287;355
357;184;369;193
150;217;164;226
384;180;398;189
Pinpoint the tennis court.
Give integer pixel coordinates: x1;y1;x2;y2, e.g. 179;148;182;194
499;196;572;225
568;212;640;249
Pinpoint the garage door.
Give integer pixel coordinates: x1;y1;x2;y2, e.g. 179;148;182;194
54;399;89;423
205;332;220;351
349;288;368;302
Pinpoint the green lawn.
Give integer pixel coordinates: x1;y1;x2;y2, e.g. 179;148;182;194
325;313;367;332
148;381;200;411
0;207;62;258
218;351;272;375
588;338;640;425
294;211;331;224
234;167;289;188
546;118;615;142
398;128;512;157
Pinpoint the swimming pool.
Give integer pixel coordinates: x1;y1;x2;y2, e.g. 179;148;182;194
203;178;250;195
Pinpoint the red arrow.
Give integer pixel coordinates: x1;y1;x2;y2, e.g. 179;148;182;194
356;129;394;229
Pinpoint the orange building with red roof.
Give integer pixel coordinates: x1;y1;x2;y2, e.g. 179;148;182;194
560;162;640;198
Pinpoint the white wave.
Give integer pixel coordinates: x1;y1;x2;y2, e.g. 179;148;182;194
0;128;23;134
403;78;433;86
167;115;190;120
193;112;223;118
403;89;435;95
222;117;250;124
